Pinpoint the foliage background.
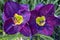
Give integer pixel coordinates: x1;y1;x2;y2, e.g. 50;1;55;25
0;0;60;40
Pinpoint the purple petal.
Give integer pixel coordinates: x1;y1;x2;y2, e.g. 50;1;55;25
16;4;30;14
38;24;54;35
29;10;39;35
29;10;54;36
47;15;60;26
19;24;31;37
35;3;44;10
39;4;55;16
29;10;39;26
55;15;60;19
56;16;60;25
29;25;38;35
19;4;29;11
29;10;38;28
21;11;31;24
4;1;20;18
3;18;18;34
2;13;8;22
17;5;31;24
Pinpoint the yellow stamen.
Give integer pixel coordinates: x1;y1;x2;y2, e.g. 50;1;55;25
36;16;46;26
14;13;23;25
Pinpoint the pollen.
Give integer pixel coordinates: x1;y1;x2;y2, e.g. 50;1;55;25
14;13;23;25
36;16;46;26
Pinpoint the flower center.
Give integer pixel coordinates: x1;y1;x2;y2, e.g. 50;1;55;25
14;13;23;25
36;16;46;26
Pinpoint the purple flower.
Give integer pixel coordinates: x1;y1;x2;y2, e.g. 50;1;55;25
29;4;60;36
2;1;31;37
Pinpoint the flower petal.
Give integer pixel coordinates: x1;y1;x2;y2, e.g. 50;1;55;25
29;10;39;35
35;3;43;10
2;13;8;22
4;1;20;18
29;25;38;36
19;4;29;11
17;4;31;24
39;4;55;16
3;18;18;34
29;4;55;36
38;24;54;35
47;15;60;26
19;24;31;37
22;11;31;24
29;10;54;35
56;16;60;25
29;10;38;28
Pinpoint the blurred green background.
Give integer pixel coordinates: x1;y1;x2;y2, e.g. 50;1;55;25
0;0;60;40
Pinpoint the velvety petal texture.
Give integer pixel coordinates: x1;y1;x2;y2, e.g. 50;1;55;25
17;8;31;24
29;4;60;36
20;24;31;37
3;1;60;37
19;4;29;11
4;1;31;23
29;10;39;35
2;13;8;22
4;1;20;18
3;18;19;34
39;4;54;16
56;16;60;25
38;24;54;35
3;1;31;37
47;16;60;26
35;3;44;10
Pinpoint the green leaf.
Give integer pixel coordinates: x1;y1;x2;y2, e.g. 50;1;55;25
31;0;37;10
12;0;17;2
0;0;4;4
20;0;27;4
0;33;21;40
56;7;60;13
33;34;54;40
40;35;54;40
53;0;59;4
